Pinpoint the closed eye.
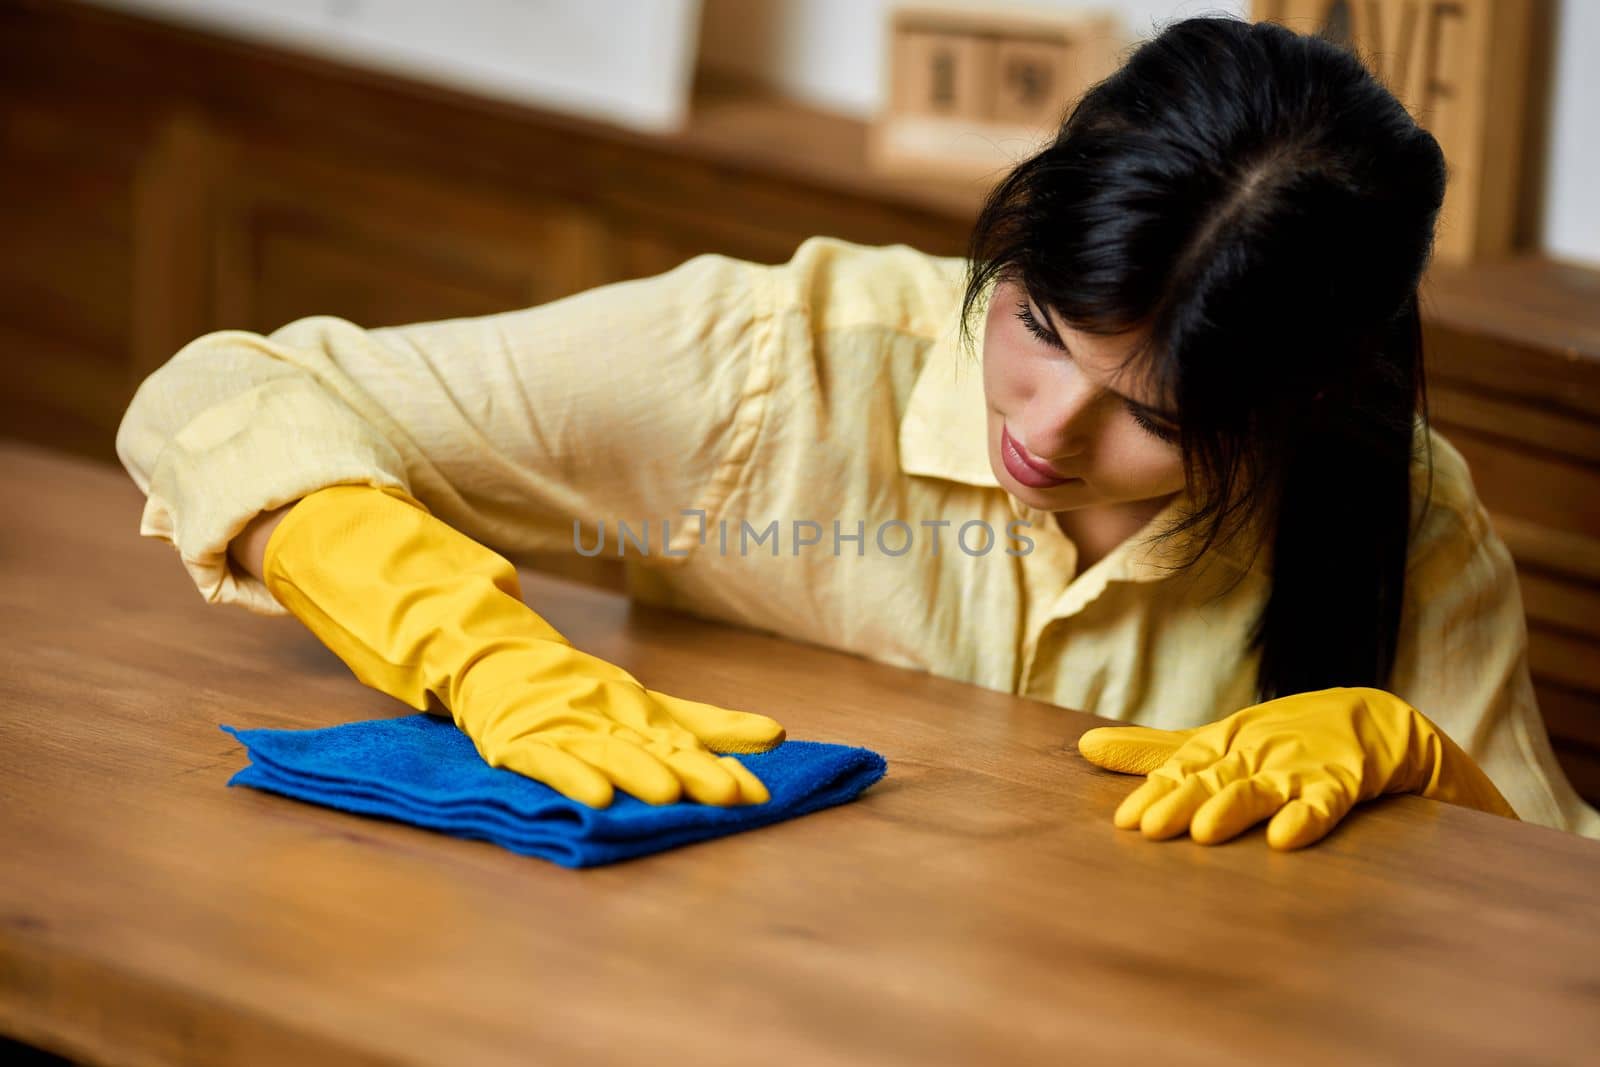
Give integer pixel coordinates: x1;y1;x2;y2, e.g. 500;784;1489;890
1015;301;1065;350
1017;296;1181;445
1126;402;1179;444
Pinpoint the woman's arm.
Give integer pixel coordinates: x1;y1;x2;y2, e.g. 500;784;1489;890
259;483;783;806
229;503;292;582
117;250;773;615
119;251;787;804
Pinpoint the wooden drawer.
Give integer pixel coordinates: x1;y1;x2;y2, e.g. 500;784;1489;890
1424;259;1600;805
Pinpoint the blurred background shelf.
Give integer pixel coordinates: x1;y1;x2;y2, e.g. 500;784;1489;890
2;0;1595;802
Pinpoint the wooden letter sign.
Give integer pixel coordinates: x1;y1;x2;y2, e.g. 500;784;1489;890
1253;0;1540;264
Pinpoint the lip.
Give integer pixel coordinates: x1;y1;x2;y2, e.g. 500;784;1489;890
1000;425;1074;489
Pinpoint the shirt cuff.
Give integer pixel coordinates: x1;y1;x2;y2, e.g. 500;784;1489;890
137;376;413;616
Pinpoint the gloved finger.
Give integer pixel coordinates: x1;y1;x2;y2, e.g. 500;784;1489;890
492;740;617;808
656;746;750;806
1190;776;1290;845
1112;776;1180;830
646;689;787;754
602;720;678;752
718;756;772;805
1078;725;1189;775
566;680;697;745
1265;778;1357;851
1192;749;1253;794
552;734;684;806
1139;774;1216;840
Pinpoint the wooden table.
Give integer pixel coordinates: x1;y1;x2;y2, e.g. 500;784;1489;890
2;440;1597;1066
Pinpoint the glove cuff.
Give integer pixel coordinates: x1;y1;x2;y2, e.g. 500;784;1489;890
263;484;568;711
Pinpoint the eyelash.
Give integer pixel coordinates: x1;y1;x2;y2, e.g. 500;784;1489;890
1015;301;1060;348
1127;405;1179;444
1014;301;1179;445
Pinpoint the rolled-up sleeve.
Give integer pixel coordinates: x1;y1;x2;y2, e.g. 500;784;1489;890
1391;497;1600;838
116;252;778;616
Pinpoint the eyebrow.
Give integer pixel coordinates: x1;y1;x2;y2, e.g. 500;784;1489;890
1029;296;1182;425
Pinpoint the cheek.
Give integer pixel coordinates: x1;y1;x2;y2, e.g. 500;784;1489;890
981;342;1025;415
981;343;1008;406
980;313;1005;386
1093;424;1187;496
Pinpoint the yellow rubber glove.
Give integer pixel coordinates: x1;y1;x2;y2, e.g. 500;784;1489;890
262;483;785;808
1077;687;1517;850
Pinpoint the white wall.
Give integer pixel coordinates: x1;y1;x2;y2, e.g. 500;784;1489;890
700;0;1249;116
88;0;705;133
700;0;1600;268
1543;0;1600;267
86;0;1598;265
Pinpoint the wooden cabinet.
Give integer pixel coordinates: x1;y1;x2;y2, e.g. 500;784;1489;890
0;0;975;462
1421;259;1600;801
130;114;618;380
1;91;145;454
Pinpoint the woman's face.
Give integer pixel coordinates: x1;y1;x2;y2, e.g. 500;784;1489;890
982;279;1187;513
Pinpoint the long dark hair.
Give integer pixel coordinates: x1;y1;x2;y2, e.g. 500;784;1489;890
963;15;1444;701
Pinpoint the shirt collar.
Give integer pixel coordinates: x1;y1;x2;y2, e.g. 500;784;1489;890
897;324;999;490
897;325;1263;582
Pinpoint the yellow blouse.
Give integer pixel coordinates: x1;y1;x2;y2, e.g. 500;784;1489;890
115;236;1600;838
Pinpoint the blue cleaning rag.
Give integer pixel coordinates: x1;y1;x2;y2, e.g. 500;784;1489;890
221;715;887;868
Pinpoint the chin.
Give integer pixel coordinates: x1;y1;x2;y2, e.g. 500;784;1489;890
1019;485;1090;511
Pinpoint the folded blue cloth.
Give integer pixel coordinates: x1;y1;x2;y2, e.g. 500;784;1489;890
221;715;887;868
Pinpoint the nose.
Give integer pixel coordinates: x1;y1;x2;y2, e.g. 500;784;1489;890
1017;379;1096;462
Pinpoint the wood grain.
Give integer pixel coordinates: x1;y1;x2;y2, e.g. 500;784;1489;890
2;441;1598;1066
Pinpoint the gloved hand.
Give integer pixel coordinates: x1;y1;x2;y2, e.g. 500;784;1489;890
1077;687;1517;850
261;483;785;808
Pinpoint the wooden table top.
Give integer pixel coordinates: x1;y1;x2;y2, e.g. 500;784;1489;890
2;439;1598;1066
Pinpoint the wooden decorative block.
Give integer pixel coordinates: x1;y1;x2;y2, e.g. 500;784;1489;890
1252;0;1540;265
871;5;1127;183
992;39;1076;127
892;30;995;119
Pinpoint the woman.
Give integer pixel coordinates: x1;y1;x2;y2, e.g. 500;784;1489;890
117;16;1600;848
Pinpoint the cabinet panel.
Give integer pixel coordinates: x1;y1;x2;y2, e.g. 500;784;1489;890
0;99;142;458
1444;429;1600;535
205;131;614;335
1539;682;1600;803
